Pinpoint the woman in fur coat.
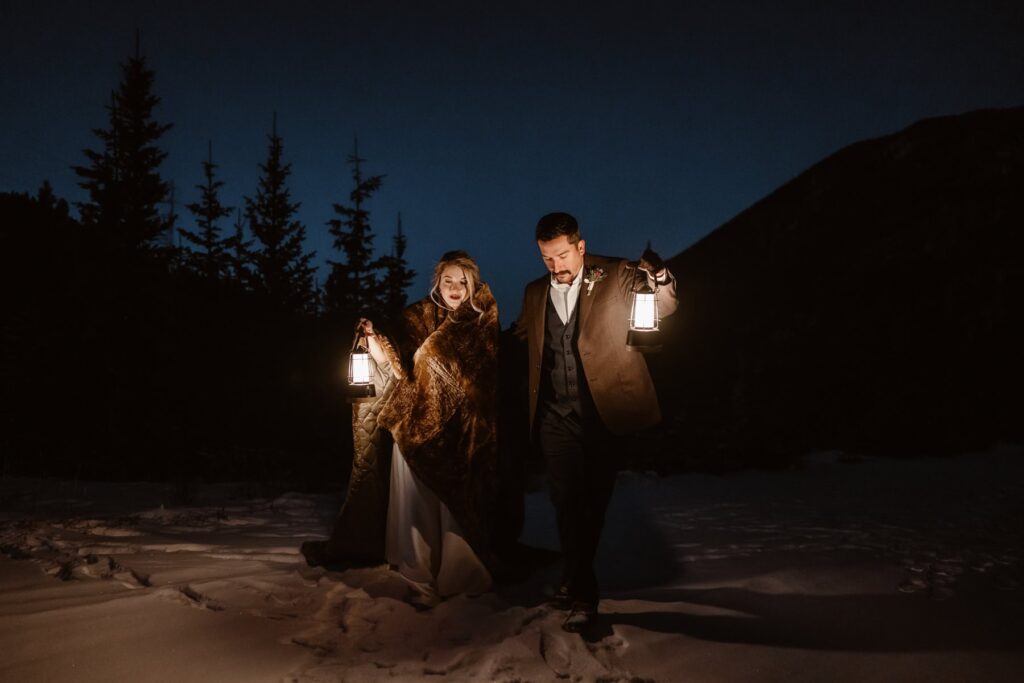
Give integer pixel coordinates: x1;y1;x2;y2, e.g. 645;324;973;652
313;251;500;606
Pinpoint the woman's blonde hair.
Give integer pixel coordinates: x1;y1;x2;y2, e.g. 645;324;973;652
429;250;484;315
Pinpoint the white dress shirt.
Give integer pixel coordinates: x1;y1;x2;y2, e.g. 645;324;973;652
548;267;583;325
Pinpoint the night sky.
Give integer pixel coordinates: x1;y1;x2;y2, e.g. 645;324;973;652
2;1;1021;322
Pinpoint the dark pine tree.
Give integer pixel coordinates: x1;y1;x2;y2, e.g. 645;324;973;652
73;40;173;256
181;142;233;280
65;37;185;473
324;137;385;323
162;179;182;266
36;180;71;218
225;207;255;288
244;117;317;313
375;212;416;325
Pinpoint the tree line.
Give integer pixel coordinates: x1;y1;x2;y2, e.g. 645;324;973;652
75;47;414;323
0;47;414;487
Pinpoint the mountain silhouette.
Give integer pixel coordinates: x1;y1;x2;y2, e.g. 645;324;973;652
654;107;1024;467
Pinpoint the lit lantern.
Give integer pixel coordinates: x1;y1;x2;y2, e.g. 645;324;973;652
346;332;376;401
627;277;661;352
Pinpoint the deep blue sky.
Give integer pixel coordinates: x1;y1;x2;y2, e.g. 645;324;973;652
2;1;1022;322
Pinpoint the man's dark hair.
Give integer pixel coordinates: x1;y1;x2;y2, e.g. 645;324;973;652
535;212;581;244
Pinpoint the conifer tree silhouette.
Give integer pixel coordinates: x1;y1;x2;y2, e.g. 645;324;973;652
161;179;181;264
225;207;254;288
36;180;70;218
181;141;233;280
73;35;172;256
375;212;416;325
244;115;317;313
66;35;179;466
324;137;384;322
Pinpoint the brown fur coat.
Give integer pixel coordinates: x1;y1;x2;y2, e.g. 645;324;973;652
321;287;500;567
378;284;501;570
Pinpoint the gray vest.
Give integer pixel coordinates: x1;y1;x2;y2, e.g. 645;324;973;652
540;292;591;418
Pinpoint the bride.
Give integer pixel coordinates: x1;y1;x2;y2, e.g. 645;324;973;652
304;251;500;606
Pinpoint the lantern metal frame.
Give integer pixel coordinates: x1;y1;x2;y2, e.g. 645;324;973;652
346;330;377;402
626;269;662;352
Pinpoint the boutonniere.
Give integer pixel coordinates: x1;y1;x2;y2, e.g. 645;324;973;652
582;265;607;296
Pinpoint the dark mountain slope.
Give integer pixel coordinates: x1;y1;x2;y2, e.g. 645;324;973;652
655;107;1024;467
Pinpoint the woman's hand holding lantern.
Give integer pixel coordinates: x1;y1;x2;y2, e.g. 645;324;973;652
357;318;388;365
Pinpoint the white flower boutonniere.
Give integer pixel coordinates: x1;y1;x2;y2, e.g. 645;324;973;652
582;265;607;296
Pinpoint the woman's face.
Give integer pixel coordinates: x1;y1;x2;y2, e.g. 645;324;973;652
439;265;470;309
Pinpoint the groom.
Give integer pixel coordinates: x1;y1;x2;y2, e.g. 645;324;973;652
512;212;678;632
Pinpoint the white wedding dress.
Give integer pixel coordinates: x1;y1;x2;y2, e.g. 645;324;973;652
385;443;491;600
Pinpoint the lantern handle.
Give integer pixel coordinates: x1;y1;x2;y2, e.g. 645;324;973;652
350;329;367;353
638;245;665;288
627;260;660;294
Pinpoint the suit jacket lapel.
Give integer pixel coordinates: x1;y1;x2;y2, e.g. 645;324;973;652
530;277;547;355
578;257;594;334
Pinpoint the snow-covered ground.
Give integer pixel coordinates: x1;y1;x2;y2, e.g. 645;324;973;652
1;445;1022;682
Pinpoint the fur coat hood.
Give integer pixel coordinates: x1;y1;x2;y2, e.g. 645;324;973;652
378;284;500;568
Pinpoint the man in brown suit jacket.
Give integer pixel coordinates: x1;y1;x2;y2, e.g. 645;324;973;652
512;212;678;632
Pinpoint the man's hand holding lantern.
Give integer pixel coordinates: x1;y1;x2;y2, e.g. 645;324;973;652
637;247;669;284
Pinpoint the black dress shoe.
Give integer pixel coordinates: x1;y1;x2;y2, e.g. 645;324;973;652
561;602;597;633
549;584;574;610
300;541;329;567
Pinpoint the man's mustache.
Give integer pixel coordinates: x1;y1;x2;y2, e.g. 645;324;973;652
552;270;572;277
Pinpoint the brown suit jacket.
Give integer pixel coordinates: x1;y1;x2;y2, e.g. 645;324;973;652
512;253;678;436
